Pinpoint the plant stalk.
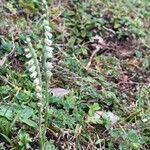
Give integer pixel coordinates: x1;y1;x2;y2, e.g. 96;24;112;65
42;0;51;148
27;39;44;150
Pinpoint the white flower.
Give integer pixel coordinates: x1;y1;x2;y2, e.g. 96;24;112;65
46;52;53;59
45;26;51;32
45;47;53;58
26;37;31;43
42;0;47;6
24;48;30;53
27;59;34;66
30;71;37;78
45;38;52;46
46;46;53;53
26;53;32;58
47;70;52;77
29;65;36;72
45;31;52;39
33;78;40;85
36;93;42;99
43;20;49;25
35;85;42;92
37;102;43;108
46;62;53;70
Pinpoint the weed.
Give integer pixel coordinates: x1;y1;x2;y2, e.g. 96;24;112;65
18;131;32;150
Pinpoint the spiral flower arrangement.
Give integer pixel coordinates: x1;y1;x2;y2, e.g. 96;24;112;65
25;37;44;149
42;0;54;81
43;20;54;79
25;38;43;101
24;0;54;149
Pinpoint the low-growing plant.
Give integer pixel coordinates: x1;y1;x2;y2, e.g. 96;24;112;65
110;129;144;149
18;131;32;150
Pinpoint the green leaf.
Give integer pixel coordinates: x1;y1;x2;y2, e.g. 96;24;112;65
19;106;34;120
128;130;139;143
0;85;12;96
88;103;100;116
0;117;11;135
0;105;14;120
18;131;31;149
0;133;12;145
16;91;31;103
21;119;37;128
45;141;57;150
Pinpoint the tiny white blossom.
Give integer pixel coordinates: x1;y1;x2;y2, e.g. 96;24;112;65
45;31;52;39
30;71;37;78
36;93;42;99
33;78;40;85
29;65;36;72
46;46;53;53
27;59;34;66
45;38;52;46
26;37;31;42
46;53;53;59
42;0;47;6
43;20;49;25
35;85;42;92
46;62;53;70
46;47;53;58
46;70;52;77
45;26;51;32
24;48;30;53
26;53;32;58
142;118;148;122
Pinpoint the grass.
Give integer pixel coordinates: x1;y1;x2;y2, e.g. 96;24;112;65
0;0;150;149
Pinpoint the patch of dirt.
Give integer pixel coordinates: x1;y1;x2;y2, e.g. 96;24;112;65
104;35;137;59
8;52;24;72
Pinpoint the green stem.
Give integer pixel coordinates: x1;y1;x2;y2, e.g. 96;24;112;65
43;45;49;139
